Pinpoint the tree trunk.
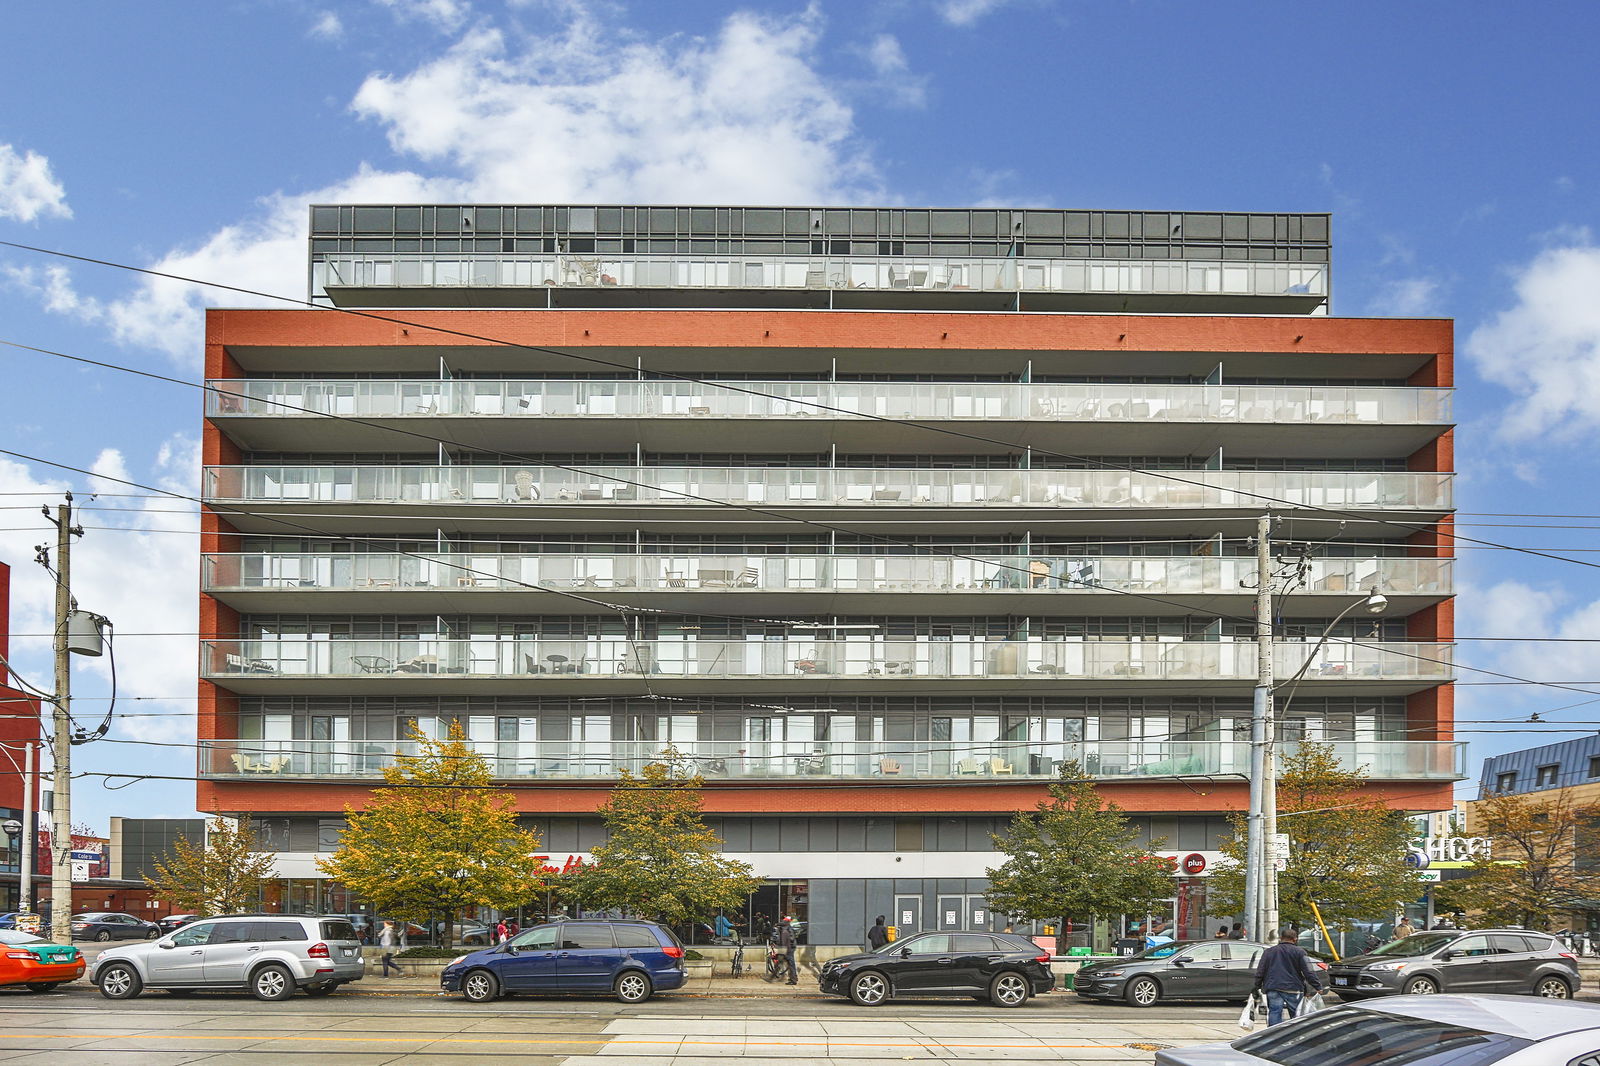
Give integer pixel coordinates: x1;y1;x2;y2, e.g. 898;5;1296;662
1055;919;1067;958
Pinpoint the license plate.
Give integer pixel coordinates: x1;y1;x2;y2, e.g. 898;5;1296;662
1333;976;1351;987
342;948;357;957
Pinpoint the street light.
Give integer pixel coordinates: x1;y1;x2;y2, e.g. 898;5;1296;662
1246;568;1387;945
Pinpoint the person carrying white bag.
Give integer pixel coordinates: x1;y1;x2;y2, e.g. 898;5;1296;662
1251;929;1326;1026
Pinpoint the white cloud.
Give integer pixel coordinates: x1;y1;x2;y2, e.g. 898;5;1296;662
1367;276;1442;317
309;11;344;39
858;34;926;108
1466;242;1600;441
0;144;71;222
24;5;881;367
1465;579;1600;695
373;0;472;30
936;0;1010;26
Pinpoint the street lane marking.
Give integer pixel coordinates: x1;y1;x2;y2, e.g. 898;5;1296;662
0;1031;1144;1050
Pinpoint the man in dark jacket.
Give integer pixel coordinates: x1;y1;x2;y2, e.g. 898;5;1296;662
1253;929;1323;1025
867;915;889;950
778;916;798;984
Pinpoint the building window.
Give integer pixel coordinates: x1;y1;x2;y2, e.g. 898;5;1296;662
1496;771;1517;793
1536;764;1559;788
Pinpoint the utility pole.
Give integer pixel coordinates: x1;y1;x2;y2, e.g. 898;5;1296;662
20;740;34;913
1246;513;1277;944
44;496;81;940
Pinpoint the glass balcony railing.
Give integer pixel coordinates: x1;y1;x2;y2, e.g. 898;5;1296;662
203;466;1453;511
202;552;1452;598
206;379;1451;426
202;638;1454;683
198;737;1464;782
313;252;1327;300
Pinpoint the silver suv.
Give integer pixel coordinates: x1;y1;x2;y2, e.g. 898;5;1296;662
92;914;365;1001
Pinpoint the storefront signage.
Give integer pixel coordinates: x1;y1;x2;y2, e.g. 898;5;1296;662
1181;853;1207;875
1423;836;1491;863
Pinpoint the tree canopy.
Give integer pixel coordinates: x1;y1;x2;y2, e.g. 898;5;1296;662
985;761;1174;953
1208;742;1424;931
143;817;277;916
561;750;759;926
1434;788;1600;929
317;721;547;947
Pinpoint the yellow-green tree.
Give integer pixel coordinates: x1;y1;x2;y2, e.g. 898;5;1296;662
318;722;547;948
1435;788;1600;929
563;751;760;925
986;762;1175;954
1209;743;1423;931
144;817;277;916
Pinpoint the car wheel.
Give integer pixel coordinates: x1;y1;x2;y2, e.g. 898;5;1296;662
848;970;889;1006
1402;976;1439;995
1535;976;1572;998
98;963;143;1000
615;971;653;1004
251;963;295;1002
94;930;112;942
25;983;61;993
1124;976;1160;1007
145;929;159;939
462;969;500;1003
989;972;1030;1008
303;984;339;998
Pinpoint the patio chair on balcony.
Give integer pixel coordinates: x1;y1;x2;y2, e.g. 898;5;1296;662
955;757;984;775
888;267;910;289
986;757;1015;775
735;567;760;587
877;758;902;775
230;753;264;774
509;470;539;502
352;655;394;674
396;654;439;674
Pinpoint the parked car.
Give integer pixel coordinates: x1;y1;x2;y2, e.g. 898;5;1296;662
1075;940;1324;1007
1326;929;1579;999
70;913;161;942
0;928;85;992
157;914;197;934
441;919;686;1004
1154;994;1600;1065
818;930;1054;1007
90;914;364;1001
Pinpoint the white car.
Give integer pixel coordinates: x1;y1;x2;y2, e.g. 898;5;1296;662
91;914;365;1001
1155;995;1600;1066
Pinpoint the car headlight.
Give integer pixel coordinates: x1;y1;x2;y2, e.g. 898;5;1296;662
1093;970;1123;978
1367;962;1407;972
449;955;471;967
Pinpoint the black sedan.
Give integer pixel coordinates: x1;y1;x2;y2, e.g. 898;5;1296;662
1076;940;1282;1007
819;931;1054;1007
68;912;161;942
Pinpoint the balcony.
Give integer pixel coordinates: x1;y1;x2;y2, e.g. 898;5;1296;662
313;252;1328;314
206;379;1451;456
198;737;1464;783
202;638;1453;696
202;552;1452;617
203;466;1453;515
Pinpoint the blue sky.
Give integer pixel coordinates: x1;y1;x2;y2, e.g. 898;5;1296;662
2;0;1599;828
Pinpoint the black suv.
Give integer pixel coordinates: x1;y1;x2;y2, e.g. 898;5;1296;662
1327;929;1580;999
819;931;1054;1007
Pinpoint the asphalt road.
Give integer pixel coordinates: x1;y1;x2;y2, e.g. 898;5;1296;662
0;979;1249;1065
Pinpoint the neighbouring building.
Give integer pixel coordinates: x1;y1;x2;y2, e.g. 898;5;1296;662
197;205;1461;945
0;561;43;912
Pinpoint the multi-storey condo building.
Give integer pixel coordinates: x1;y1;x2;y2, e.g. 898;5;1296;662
198;205;1460;943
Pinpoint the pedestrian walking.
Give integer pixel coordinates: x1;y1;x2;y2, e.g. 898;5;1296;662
867;915;889;950
379;920;402;977
496;918;509;944
778;915;798;985
1393;917;1416;940
1215;926;1230;939
715;913;734;940
1228;922;1247;940
506;918;520;940
1252;929;1323;1026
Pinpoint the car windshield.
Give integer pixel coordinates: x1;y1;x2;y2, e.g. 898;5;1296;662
1233;1006;1530;1066
1368;933;1459;958
1129;940;1198;960
0;929;45;946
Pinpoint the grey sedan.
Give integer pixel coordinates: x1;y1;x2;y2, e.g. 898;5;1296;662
1075;940;1276;1006
1155;994;1600;1066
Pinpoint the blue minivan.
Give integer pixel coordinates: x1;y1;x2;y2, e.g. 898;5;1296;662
441;920;687;1003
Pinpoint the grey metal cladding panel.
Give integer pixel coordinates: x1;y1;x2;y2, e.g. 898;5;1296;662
720;817;752;852
750;819;781;851
810;880;841;947
780;818;808;851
